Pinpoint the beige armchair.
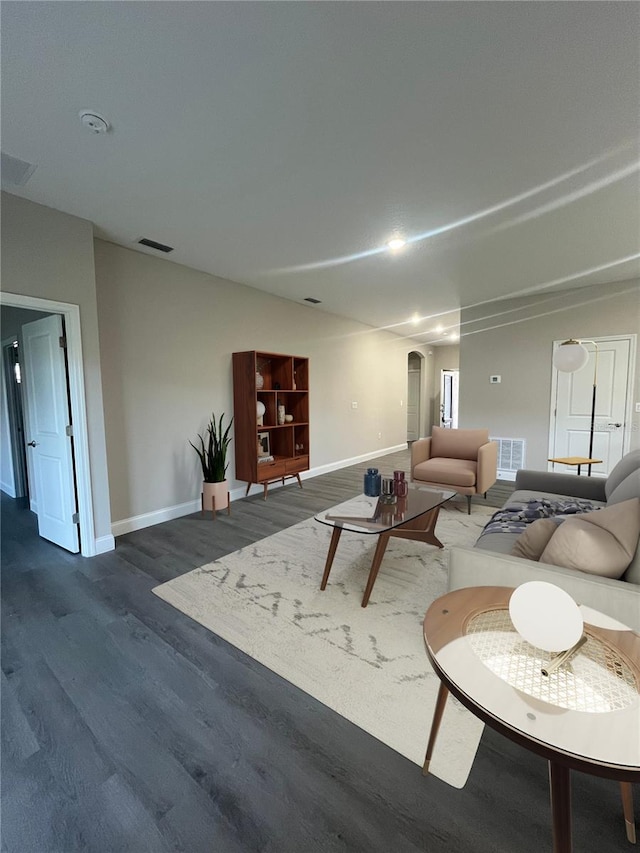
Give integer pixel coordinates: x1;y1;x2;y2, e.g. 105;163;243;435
411;426;498;513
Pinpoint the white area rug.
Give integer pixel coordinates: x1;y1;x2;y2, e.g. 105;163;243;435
153;502;494;788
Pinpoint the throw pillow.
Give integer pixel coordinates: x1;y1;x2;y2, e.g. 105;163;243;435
540;498;640;578
510;518;559;560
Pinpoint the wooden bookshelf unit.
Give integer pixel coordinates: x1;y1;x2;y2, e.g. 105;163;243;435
232;350;309;499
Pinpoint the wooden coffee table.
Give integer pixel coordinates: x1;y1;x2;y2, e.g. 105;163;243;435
422;587;640;851
315;486;455;607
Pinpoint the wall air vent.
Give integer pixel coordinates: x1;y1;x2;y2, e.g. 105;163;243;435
304;297;322;304
490;437;526;482
137;238;174;253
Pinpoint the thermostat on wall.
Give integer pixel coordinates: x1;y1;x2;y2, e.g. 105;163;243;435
490;375;501;384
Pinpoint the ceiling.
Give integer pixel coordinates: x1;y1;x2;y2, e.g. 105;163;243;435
2;2;639;344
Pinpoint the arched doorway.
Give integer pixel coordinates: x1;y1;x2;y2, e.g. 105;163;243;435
407;351;423;441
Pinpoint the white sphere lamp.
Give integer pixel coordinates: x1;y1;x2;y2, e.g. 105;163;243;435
553;339;589;373
509;581;584;652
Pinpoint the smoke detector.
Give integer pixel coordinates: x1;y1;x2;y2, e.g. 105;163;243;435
79;110;110;134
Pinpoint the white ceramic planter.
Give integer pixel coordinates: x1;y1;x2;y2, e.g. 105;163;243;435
202;480;229;511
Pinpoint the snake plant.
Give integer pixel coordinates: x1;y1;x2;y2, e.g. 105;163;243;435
190;412;233;483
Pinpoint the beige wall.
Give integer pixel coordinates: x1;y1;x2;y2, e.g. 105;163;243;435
459;281;640;469
94;240;426;524
1;192;112;539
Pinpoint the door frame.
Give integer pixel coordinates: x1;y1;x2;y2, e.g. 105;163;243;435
548;333;636;470
0;292;97;556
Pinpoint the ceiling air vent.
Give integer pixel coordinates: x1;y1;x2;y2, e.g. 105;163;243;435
1;152;37;186
304;297;322;304
137;238;174;253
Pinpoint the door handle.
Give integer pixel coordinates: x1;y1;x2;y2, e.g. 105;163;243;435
27;440;38;447
607;423;622;428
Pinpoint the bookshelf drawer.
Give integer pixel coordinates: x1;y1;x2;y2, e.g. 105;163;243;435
256;460;286;481
285;455;309;474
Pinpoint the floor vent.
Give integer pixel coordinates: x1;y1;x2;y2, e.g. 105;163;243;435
490;437;526;482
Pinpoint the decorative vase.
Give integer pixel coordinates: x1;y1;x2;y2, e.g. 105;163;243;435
202;480;229;511
380;477;396;504
364;467;381;497
393;470;408;497
256;400;265;426
277;404;286;425
256;371;264;390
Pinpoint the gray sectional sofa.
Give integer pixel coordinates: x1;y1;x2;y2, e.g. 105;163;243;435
448;450;640;631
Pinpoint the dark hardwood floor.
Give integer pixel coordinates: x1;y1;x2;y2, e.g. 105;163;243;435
1;450;631;851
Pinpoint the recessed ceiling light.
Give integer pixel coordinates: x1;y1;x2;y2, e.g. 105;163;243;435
79;110;111;134
434;325;444;333
450;333;459;341
442;331;449;336
411;313;421;325
387;237;406;252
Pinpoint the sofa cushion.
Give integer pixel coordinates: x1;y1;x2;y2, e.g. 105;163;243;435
604;449;640;499
413;457;477;487
430;426;489;461
510;518;560;560
475;531;520;553
539;498;640;579
607;469;640;505
623;546;640;585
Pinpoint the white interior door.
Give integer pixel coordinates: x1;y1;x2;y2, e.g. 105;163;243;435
22;315;79;552
407;369;421;441
550;337;632;476
441;369;459;429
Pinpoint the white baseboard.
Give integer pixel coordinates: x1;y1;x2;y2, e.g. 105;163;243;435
303;444;407;480
111;499;202;537
0;481;16;498
111;444;409;538
94;534;116;554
